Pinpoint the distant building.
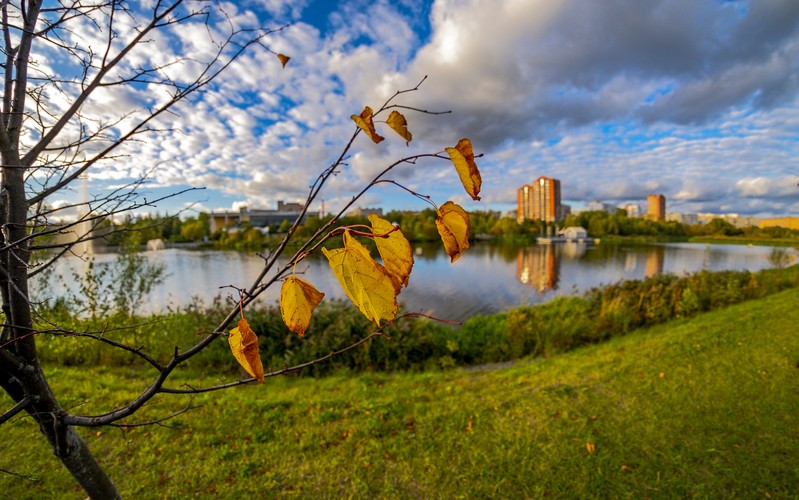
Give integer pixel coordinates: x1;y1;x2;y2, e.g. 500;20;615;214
517;176;562;223
209;201;307;233
587;200;616;213
347;207;383;218
697;213;760;228
622;203;641;218
759;216;799;230
647;194;666;221
559;226;588;240
666;212;698;225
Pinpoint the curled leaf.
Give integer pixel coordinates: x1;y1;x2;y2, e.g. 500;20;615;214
446;138;482;201
351;106;385;144
277;53;291;68
369;214;414;292
280;276;325;337
386;110;412;145
322;230;398;325
436;201;471;263
228;318;264;383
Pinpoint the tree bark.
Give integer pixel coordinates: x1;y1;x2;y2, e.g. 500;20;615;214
1;166;120;496
0;365;120;498
1;2;118;492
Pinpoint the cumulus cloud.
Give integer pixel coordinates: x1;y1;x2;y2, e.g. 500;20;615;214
394;0;799;148
34;0;799;218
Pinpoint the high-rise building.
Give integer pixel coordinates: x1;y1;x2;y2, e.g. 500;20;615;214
517;176;561;223
647;194;666;221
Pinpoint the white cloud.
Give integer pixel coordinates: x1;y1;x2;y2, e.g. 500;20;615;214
27;0;799;218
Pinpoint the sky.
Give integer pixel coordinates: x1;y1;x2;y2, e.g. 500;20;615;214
45;0;799;219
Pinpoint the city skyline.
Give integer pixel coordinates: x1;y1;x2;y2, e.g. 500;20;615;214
43;1;799;219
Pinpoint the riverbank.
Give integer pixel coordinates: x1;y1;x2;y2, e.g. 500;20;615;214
34;265;799;376
4;288;797;497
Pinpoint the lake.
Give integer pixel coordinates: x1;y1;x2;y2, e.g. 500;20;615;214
36;241;795;322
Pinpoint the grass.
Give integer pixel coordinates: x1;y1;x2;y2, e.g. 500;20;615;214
3;289;799;498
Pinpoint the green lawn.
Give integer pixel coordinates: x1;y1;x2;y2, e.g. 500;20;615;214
2;289;798;498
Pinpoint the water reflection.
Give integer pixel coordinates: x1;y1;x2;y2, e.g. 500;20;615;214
645;246;665;277
515;242;593;292
516;244;558;292
36;241;791;321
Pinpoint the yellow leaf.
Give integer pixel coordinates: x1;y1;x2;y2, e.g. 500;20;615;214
369;214;413;292
436;201;470;263
586;442;596;453
228;318;265;383
351;106;385;144
446;138;482;201
280;276;325;337
385;110;412;145
276;53;291;68
322;230;398;324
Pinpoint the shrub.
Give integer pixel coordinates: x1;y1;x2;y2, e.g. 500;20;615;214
36;265;799;374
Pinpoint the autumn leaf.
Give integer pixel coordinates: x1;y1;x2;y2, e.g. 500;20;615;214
228;318;264;383
280;276;325;337
436;201;471;263
351;106;385;144
369;214;413;292
586;442;596;454
446;138;482;201
385;110;412;145
276;53;291;67
322;230;398;324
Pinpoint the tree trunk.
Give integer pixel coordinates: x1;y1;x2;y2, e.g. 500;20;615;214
0;367;121;499
2;118;120;500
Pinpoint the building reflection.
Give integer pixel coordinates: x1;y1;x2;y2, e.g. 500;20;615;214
644;246;665;277
516;245;559;292
562;241;587;259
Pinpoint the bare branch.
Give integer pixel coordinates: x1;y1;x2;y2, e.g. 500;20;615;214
160;332;385;395
0;394;31;424
104;400;197;429
0;466;39;483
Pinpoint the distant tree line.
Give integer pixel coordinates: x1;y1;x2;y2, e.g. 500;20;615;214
86;208;798;251
562;209;799;241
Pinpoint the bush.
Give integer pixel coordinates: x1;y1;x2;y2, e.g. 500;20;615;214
36;265;799;375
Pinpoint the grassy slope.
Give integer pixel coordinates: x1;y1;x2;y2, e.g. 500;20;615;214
2;289;798;498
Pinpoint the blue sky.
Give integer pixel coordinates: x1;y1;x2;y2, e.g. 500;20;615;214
49;0;799;219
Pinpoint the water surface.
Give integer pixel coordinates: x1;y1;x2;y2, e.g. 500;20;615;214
40;242;793;322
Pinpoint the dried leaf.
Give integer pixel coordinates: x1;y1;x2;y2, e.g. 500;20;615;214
385;110;412;145
322;230;398;324
277;53;291;67
351;106;385;144
369;214;413;292
446;138;482;201
280;276;325;337
228;318;264;383
436;201;470;263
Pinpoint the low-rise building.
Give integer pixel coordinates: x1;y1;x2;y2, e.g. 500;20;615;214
560;226;588;240
760;216;799;230
347;207;384;218
587;200;616;213
209;201;307;232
